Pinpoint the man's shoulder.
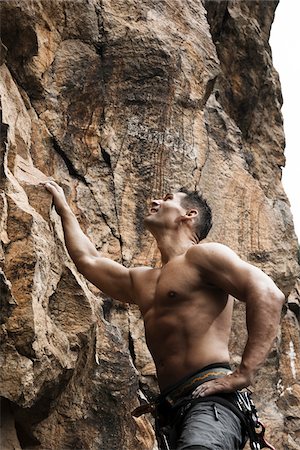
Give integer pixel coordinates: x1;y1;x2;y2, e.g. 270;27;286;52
186;242;240;268
187;241;235;257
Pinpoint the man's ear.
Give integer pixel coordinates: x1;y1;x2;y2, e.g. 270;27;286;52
182;209;198;221
186;209;198;218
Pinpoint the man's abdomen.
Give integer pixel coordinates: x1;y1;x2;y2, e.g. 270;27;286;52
144;310;231;391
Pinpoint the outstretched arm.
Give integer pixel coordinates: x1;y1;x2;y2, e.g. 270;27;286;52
189;243;285;397
45;181;134;303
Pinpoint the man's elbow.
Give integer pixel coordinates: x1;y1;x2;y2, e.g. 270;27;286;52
278;290;286;305
75;255;95;276
269;285;285;311
254;281;285;314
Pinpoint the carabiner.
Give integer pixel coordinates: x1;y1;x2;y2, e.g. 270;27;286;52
255;421;276;450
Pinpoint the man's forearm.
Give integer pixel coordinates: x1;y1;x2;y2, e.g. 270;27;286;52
60;208;98;266
238;288;285;381
45;181;99;266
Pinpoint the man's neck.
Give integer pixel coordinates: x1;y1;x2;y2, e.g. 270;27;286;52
155;232;196;265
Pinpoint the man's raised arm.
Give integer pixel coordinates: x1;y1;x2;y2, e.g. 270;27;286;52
189;243;285;397
45;181;134;303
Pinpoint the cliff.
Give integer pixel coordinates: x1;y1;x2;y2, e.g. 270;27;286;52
0;1;299;449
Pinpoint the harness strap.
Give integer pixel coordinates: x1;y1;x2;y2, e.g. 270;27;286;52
157;364;232;407
164;368;232;406
132;402;155;417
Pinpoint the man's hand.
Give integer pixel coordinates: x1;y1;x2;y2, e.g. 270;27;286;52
44;180;71;217
191;370;252;398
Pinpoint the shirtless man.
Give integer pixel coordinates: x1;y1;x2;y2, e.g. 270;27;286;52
45;181;284;450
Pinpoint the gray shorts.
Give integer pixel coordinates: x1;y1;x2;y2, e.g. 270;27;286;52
173;400;244;450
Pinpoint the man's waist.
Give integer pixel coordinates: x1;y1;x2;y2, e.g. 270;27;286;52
158;362;232;407
131;362;232;418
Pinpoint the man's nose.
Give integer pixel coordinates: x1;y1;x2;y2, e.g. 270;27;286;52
151;199;161;207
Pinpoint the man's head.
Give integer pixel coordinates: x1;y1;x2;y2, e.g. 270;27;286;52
144;188;212;243
178;188;212;242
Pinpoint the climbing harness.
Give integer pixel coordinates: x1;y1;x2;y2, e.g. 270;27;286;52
133;390;276;450
132;366;276;450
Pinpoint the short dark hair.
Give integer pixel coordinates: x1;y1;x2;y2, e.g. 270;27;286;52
178;188;212;242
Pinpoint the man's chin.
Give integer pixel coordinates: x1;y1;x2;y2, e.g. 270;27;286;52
144;215;159;232
144;215;153;228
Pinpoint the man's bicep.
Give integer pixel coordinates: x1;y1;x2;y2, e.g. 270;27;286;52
214;260;266;301
77;255;134;303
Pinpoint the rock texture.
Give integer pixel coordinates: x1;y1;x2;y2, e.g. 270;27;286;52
0;0;299;449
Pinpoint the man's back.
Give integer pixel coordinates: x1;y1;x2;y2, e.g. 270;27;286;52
131;246;233;390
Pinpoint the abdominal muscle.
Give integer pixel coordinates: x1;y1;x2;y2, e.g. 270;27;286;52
143;298;233;391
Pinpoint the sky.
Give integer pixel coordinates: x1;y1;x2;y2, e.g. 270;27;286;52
270;1;300;241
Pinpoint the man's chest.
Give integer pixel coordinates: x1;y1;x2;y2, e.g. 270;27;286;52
133;257;207;312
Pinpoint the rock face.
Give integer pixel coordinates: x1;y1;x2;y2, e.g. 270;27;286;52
0;1;299;449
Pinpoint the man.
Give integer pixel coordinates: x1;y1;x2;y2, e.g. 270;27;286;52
45;181;284;450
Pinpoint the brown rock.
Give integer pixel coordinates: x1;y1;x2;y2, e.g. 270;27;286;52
0;1;299;449
0;399;22;450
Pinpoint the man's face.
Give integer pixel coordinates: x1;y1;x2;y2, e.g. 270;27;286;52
144;192;187;234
